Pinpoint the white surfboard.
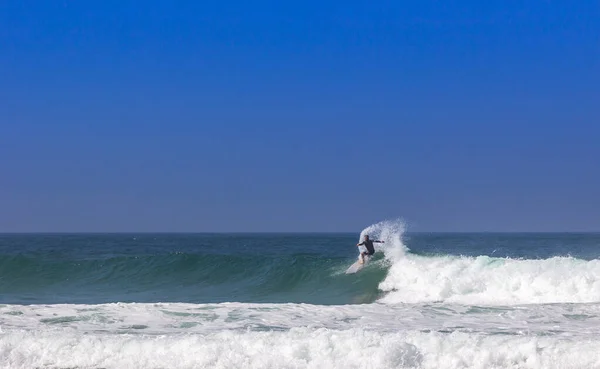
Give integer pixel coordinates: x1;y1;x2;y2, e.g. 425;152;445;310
345;254;370;274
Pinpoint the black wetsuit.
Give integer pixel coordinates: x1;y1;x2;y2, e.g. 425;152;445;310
359;240;376;255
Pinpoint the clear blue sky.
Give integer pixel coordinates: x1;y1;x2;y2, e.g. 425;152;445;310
1;0;599;232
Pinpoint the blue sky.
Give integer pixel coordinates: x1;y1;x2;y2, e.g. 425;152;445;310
1;0;599;232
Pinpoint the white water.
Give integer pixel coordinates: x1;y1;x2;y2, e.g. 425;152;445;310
361;219;600;306
4;327;600;369
5;302;600;335
379;254;600;305
3;302;600;369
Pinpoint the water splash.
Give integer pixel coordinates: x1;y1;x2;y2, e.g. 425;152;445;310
359;219;409;261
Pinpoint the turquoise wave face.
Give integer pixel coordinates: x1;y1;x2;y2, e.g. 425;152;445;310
0;234;388;305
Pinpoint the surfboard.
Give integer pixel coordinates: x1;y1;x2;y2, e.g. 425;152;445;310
345;254;370;274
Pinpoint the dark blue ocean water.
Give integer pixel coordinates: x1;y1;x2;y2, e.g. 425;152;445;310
1;232;599;305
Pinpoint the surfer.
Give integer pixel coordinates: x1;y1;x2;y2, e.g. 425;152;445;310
356;235;384;264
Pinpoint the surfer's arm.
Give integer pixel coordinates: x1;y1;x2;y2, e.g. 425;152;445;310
356;242;364;246
375;240;385;243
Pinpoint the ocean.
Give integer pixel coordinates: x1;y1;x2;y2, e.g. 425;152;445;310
2;220;600;368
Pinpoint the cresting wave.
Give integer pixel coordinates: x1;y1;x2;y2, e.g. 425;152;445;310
3;222;600;306
362;220;600;305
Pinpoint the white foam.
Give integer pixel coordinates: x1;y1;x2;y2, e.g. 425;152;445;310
4;301;600;368
4;301;600;337
2;327;600;369
356;219;600;306
378;254;600;305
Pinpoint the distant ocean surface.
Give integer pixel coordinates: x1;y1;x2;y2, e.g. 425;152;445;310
2;220;600;368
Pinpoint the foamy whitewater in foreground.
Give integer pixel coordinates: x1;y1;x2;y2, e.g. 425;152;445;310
2;224;600;368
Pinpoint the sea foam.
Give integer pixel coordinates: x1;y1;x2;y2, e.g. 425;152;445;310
361;220;600;305
379;254;600;305
2;328;600;369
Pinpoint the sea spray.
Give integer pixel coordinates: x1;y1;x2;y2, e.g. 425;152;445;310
359;219;409;261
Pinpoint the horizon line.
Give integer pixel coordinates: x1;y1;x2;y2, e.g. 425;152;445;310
1;231;599;235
